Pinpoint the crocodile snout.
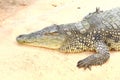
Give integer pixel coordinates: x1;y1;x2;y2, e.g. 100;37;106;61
16;34;27;43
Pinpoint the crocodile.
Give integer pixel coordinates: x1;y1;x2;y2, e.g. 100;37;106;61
16;7;120;70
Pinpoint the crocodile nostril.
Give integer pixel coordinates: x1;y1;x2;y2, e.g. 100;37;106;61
16;34;26;43
18;35;24;38
16;35;24;41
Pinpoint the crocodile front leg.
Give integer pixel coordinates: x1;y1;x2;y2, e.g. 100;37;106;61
77;41;110;70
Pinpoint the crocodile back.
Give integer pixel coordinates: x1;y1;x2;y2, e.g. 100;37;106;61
84;8;120;29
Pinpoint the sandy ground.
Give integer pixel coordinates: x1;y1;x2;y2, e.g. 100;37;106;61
1;0;120;80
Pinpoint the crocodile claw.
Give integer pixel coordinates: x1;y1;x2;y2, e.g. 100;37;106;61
77;60;92;70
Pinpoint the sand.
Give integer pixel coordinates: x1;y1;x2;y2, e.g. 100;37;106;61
0;0;120;80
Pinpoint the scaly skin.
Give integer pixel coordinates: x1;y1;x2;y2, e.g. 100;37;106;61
16;8;120;70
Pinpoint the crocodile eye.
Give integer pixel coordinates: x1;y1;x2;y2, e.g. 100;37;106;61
49;32;59;35
45;32;59;35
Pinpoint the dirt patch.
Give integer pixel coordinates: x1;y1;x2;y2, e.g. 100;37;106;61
0;0;35;22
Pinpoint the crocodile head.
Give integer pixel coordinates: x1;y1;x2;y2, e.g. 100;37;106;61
16;25;66;49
